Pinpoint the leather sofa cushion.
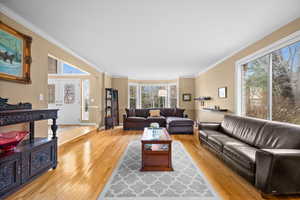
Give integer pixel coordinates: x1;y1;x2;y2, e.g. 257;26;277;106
231;116;266;146
147;116;166;122
160;108;185;117
221;115;267;146
125;108;136;117
254;121;300;149
126;116;146;122
160;108;177;117
223;144;257;172
220;114;240;135
207;135;245;152
135;109;149;118
167;117;193;126
125;108;186;118
174;108;185;117
199;130;223;140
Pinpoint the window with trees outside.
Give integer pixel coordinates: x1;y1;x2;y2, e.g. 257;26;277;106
240;39;300;125
128;84;177;109
129;84;138;109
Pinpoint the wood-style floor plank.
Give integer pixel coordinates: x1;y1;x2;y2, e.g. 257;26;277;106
5;128;300;200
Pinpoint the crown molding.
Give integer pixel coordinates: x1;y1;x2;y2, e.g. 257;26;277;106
104;71;113;77
0;3;103;72
179;74;196;79
111;74;128;79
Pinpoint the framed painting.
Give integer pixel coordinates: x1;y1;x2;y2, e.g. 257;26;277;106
0;21;32;84
218;87;227;98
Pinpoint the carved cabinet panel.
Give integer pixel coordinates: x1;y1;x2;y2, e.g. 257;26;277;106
0;153;21;196
21;140;56;183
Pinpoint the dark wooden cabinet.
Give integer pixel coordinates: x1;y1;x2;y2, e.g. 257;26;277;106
20;138;57;184
0;97;58;199
105;88;119;129
0;152;21;195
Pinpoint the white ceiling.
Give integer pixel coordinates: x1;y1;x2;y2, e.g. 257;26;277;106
1;0;300;79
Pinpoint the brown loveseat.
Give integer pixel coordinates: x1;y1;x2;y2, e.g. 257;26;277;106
123;108;194;134
199;114;300;195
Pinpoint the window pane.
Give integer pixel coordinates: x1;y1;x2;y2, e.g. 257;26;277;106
48;57;57;74
169;85;177;108
82;79;90;120
272;41;300;124
130;98;136;109
141;85;167;108
242;55;269;119
170;85;177;98
63;63;88;74
170;98;177;108
141;85;152;108
48;84;55;104
129;85;137;98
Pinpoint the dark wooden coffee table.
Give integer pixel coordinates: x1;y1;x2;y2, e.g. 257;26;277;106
140;128;173;171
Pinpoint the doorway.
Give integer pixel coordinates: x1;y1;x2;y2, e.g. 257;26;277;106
48;78;81;125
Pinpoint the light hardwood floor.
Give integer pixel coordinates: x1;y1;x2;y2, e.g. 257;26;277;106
48;125;96;145
6;128;300;200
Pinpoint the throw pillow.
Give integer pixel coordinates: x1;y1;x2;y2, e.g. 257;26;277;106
149;110;160;117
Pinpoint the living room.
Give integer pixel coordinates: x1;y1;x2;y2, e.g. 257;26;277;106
0;0;300;200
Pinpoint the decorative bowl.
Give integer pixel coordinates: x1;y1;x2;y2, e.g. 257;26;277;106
150;122;160;128
0;131;29;151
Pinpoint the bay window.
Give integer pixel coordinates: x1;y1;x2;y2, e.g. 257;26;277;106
128;83;178;109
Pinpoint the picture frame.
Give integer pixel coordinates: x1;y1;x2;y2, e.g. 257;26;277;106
182;93;192;101
0;20;32;84
218;87;227;98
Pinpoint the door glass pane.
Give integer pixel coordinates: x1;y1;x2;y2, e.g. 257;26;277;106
272;41;300;124
64;84;75;104
48;84;55;104
242;55;270;119
82;79;89;120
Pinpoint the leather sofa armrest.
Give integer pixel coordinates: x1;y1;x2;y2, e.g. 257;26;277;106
255;149;300;195
198;122;221;130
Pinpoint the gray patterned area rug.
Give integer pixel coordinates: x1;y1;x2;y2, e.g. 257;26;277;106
98;141;220;200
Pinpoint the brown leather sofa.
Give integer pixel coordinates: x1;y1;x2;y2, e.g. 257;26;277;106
123;108;193;134
199;114;300;195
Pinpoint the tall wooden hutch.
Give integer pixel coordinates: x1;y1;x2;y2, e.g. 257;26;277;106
105;88;119;129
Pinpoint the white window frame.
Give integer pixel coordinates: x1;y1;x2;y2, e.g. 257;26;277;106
48;54;90;76
235;30;300;118
168;83;179;108
128;83;139;108
139;83;169;108
128;83;178;108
